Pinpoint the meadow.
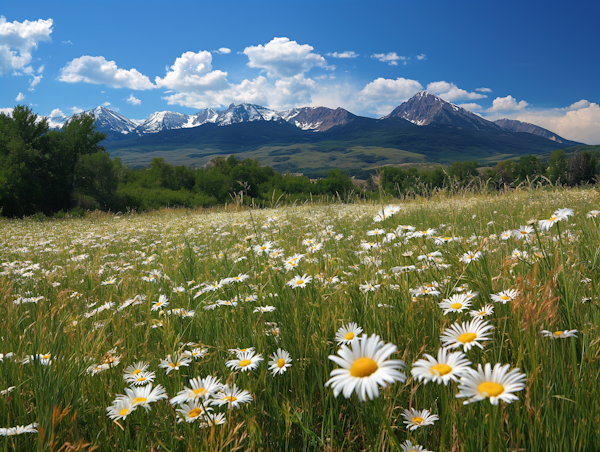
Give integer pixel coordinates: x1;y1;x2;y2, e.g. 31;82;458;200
1;186;599;451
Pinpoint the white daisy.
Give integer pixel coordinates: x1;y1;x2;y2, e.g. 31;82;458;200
211;384;253;410
400;440;432;452
440;318;494;352
455;363;526;405
326;334;406;402
268;349;292;376
170;376;222;406
286;273;312;289
490;289;518;304
225;350;263;372
410;348;471;385
438;294;472;315
176;400;213;423
116;383;168;411
540;329;578;339
335;322;364;345
158;354;192;374
401;408;439;430
468;304;495;318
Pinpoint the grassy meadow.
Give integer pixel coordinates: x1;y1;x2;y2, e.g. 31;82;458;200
1;187;600;451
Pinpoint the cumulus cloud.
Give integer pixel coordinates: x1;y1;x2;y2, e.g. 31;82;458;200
28;73;42;90
0;16;53;74
457;103;483;111
557;99;590;111
15;92;24;101
327;51;359;58
487;95;529;112
416;53;427;60
476;87;492;93
49;108;64;117
243;37;330;77
155;51;229;93
426;81;487;102
70;107;83;114
0;107;14;116
216;47;231;54
59;55;155;90
372;52;406;66
102;102;110;107
359;77;423;115
126;93;141;105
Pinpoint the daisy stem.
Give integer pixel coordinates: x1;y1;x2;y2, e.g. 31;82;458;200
373;397;402;451
439;386;448;452
488;404;497;452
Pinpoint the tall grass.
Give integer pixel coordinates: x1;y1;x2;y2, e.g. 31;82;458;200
1;186;599;451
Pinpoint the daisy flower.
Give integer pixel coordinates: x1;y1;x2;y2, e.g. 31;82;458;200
159;354;192;374
212;384;253;410
151;295;169;311
587;210;600;218
201;412;227;428
335;322;363;345
287;273;312;289
123;361;149;381
400;440;432;452
228;347;255;355
459;251;482;264
116;383;168;411
455;363;526;405
106;398;137;421
514;225;534;239
0;423;39;436
438;294;472;315
0;352;13;362
226;350;263;372
469;304;494;318
268;349;292;376
410;348;471;385
440;318;494;352
126;371;156;386
491;289;518;304
326;334;406;402
359;282;380;292
401;408;439;431
253;305;276;313
184;348;208;359
176;400;213;423
170;376;223;406
540;329;578;339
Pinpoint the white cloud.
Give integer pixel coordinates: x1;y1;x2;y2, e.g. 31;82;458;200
426;81;487;101
15;92;24;101
70;107;83;114
457;103;483;111
416;53;426;60
155;51;229;93
476;87;492;93
0;107;13;116
62;40;72;45
243;37;330;77
372;52;406;66
487;95;529;112
59;55;155;90
102;102;110;107
359;77;423;115
126;93;141;105
0;16;53;75
28;73;42;90
557;99;590;111
327;51;359;59
49;108;64;117
216;47;231;54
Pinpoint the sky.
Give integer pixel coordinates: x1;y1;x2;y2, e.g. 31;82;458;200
1;0;599;143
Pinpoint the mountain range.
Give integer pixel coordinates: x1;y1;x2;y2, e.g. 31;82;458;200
46;92;583;175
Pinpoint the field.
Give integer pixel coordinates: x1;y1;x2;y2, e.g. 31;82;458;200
1;187;600;451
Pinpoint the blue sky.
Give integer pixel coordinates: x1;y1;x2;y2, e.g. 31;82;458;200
1;0;599;143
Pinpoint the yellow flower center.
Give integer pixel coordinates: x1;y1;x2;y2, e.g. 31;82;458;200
277;358;286;368
169;362;180;368
554;331;563;337
296;280;304;285
350;357;379;377
430;364;452;376
345;332;355;340
261;246;266;250
188;408;202;418
412;417;424;424
136;377;146;382
131;397;147;404
42;354;51;359
239;359;252;367
501;295;510;300
224;396;237;402
132;369;141;375
478;382;504;397
119;408;129;416
451;303;463;309
549;216;557;222
192;387;206;396
458;333;477;343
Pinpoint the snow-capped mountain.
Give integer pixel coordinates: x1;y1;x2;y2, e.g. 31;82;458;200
215;103;282;126
134;111;189;134
47;106;138;134
280;106;355;131
382;91;501;131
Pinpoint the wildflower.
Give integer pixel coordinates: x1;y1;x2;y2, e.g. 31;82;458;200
359;282;380;292
116;383;168;411
490;289;518;304
455;363;526;405
500;230;513;240
326;334;406;402
123;361;149;381
0;352;13;362
127;371;157;386
106;398;137;421
86;363;109;375
459;251;482;264
0;423;39;436
228;347;255;355
540;329;578;339
401;408;439;431
469;304;494;317
253;305;276;313
253;241;273;254
201;412;227;428
184;348;208;359
151;295;169;311
438;294;472;315
268;349;292;376
176;400;212;423
287;273;312;289
411;348;471;385
1;386;15;396
159;354;192;374
440;318;494;352
170;376;222;405
587;210;600;218
514;225;533;240
226;350;263;372
212;384;253;410
401;440;432;452
335;322;363;345
173;286;185;294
